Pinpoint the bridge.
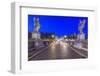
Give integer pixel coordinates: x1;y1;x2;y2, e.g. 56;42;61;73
28;38;88;61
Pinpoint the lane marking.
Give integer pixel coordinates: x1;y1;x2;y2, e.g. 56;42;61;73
73;45;87;51
70;46;87;58
28;40;57;60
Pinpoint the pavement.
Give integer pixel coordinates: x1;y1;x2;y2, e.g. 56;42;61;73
28;40;88;61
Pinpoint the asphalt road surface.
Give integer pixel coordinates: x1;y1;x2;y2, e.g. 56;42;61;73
28;40;87;61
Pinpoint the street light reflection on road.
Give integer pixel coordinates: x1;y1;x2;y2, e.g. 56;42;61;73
59;40;69;57
51;38;68;49
50;40;57;58
50;39;62;58
50;38;69;58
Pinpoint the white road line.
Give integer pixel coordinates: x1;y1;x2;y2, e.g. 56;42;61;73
29;40;56;60
73;45;87;51
70;46;87;58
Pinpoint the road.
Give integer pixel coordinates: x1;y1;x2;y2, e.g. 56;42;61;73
28;40;88;61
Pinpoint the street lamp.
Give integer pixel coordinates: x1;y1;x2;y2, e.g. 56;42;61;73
51;35;55;38
64;35;67;38
64;35;67;39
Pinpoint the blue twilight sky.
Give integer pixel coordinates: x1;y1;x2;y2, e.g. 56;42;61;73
28;15;88;38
